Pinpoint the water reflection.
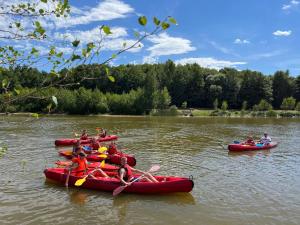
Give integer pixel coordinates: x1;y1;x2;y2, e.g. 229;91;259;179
228;150;271;157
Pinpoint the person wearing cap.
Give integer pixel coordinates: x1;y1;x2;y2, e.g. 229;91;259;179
72;140;82;156
118;157;158;185
260;133;272;145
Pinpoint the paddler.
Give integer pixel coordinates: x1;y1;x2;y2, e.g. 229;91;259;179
80;129;88;140
244;136;256;146
260;133;272;145
65;152;108;187
118;157;158;185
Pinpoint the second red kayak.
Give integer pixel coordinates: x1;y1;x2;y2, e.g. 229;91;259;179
228;142;278;152
55;135;118;146
58;150;136;167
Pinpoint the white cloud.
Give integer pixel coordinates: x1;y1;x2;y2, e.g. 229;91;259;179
142;56;158;64
234;38;250;44
175;57;247;70
146;33;196;57
54;26;142;53
273;30;292;36
282;0;299;10
54;0;134;28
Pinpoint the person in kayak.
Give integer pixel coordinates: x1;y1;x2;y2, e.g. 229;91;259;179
90;138;101;150
80;129;88;140
72;140;82;156
65;152;108;187
99;128;107;138
107;142;118;155
118;157;158;185
260;133;272;145
244;136;256;146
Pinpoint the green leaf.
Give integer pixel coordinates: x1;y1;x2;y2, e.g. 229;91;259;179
138;16;147;26
31;113;39;119
15;22;21;28
39;9;44;14
31;47;39;56
168;17;177;25
49;46;56;55
122;42;127;48
105;67;109;75
52;96;58;106
41;0;47;3
102;25;112;35
153;17;160;26
111;54;117;59
34;21;45;35
108;75;115;82
71;54;81;61
56;52;63;58
14;88;20;95
161;22;170;30
2;78;8;88
72;40;80;47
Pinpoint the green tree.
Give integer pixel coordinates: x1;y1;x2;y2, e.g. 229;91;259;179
280;97;296;110
295;102;300;111
294;76;300;102
272;71;294;109
213;99;219;110
156;87;171;110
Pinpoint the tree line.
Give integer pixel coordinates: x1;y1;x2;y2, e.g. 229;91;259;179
1;60;300;114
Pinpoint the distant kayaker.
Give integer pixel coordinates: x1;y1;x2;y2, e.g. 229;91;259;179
72;140;82;156
99;128;107;138
260;133;272;145
90;138;100;150
80;129;88;140
107;142;118;155
118;157;158;185
244;136;256;146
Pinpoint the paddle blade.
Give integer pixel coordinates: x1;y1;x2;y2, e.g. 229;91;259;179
98;154;108;159
98;147;107;153
149;165;160;173
64;151;73;156
100;160;105;168
113;185;127;197
75;177;86;186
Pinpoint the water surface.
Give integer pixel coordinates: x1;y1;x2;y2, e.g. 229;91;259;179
0;115;299;225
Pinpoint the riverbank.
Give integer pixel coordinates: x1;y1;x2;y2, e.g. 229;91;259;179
1;109;300;118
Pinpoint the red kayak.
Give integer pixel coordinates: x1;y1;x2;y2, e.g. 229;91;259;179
55;161;119;171
228;142;278;152
55;135;118;146
58;150;136;167
44;168;194;194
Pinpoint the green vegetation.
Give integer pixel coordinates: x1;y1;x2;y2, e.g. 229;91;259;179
1;62;300;116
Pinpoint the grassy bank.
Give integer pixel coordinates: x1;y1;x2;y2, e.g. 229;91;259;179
179;109;300;118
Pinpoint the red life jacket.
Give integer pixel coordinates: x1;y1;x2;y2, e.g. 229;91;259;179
118;164;133;181
91;142;100;150
108;144;117;155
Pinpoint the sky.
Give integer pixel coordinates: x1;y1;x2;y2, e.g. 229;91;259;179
1;0;300;75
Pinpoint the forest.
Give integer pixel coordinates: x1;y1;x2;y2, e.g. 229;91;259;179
1;60;300;115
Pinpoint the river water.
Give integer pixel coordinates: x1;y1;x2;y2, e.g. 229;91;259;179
0;115;299;225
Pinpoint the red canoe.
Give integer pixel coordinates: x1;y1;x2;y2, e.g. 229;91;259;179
228;142;278;152
55;161;119;171
55;135;118;146
58;150;136;167
44;168;194;194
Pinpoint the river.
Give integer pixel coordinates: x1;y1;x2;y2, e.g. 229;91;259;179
0;115;299;225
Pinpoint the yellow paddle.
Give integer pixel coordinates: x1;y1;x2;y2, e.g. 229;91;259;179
98;154;108;158
75;160;106;186
98;146;107;153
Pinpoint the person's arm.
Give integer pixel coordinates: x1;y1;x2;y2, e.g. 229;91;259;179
119;168;129;185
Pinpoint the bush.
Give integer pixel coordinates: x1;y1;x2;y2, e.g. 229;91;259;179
281;97;296;110
296;102;300;111
221;101;228;111
181;101;187;109
266;110;277;117
213;99;219;110
253;99;272;111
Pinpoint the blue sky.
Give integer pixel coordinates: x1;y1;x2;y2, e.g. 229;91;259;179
2;0;300;75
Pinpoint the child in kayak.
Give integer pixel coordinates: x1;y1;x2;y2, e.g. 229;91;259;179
118;157;158;185
98;128;107;138
80;129;88;140
72;140;82;156
244;136;256;146
260;133;272;145
65;152;108;187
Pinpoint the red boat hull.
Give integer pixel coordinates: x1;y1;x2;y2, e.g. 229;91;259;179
228;142;278;152
58;150;136;167
44;168;194;194
55;135;118;146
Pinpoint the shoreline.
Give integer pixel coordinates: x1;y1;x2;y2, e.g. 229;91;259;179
1;110;300;118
